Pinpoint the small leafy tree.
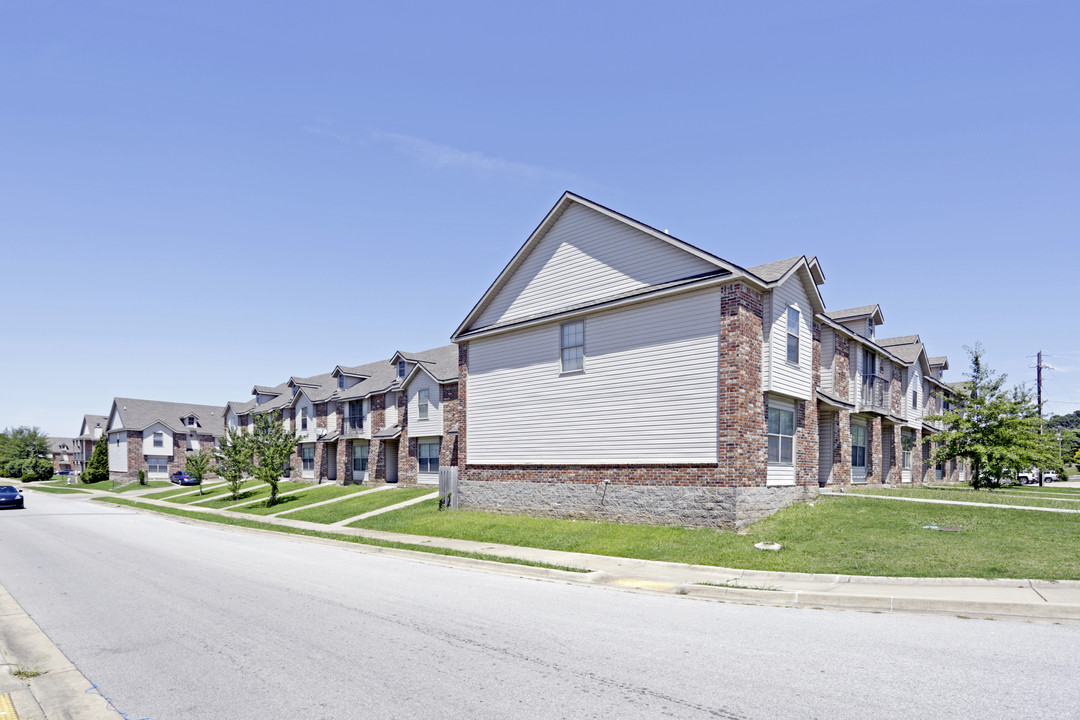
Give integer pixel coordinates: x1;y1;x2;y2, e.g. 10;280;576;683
83;435;110;483
184;450;214;495
249;414;298;506
0;426;54;480
215;427;253;500
928;344;1059;489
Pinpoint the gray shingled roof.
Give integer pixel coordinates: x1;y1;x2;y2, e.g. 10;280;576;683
876;336;925;365
929;356;949;367
78;414;108;439
111;398;226;437
49;437;74;452
337;345;458;401
746;256;801;283
877;335;920;347
825;304;882;321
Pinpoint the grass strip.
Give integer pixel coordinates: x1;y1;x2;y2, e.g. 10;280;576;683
844;487;1080;510
92;497;587;574
282;486;434;524
43;479;113;490
143;483;229;500
352;496;1080;580
166;480;266;505
25;486;90;494
231;484;366;516
108;481;172;493
191;481;309;510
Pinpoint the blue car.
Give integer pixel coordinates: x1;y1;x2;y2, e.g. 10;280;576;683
169;471;200;486
0;485;25;509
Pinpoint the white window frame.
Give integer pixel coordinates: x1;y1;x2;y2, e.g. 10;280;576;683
851;423;868;471
768;406;795;466
417;389;429;421
147;456;168;474
153;431;164;448
418;439;440;473
301;407;308;431
786;308;800;365
338;375;346;390
560;320;584;373
301;444;315;471
901;431;914;470
352;442;369;473
397;360;407;379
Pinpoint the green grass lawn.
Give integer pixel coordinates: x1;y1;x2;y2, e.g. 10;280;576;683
42;478;114;491
230;484;366;516
143;482;229;500
352;495;1080;580
26;486;90;494
108;481;172;493
92;497;583;573
281;486;435;524
189;481;309;510
846;486;1080;510
164;480;264;504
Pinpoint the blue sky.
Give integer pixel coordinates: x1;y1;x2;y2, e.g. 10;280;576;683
2;0;1077;436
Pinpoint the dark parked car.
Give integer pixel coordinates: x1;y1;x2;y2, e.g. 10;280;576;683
169;471;200;486
56;470;72;476
0;485;25;509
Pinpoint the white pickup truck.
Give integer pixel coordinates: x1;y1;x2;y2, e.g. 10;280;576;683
1017;468;1057;484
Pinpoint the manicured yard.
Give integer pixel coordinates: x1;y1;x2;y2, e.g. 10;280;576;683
164;480;264;504
846;486;1080;510
26;486;90;494
281;487;435;524
189;481;309;510
42;478;114;491
108;481;172;493
231;484;366;516
352;495;1080;580
143;482;230;500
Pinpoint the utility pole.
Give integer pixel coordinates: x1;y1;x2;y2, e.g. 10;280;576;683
1036;350;1044;423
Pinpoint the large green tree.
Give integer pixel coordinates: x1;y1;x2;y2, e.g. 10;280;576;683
0;426;53;480
929;344;1060;489
82;434;110;483
184;450;214;495
214;427;253;500
249;413;299;506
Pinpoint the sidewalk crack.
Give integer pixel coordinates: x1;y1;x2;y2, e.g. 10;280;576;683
1029;582;1049;603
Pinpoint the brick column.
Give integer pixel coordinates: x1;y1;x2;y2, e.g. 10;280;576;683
717;283;765;486
457;343;469;478
834;410;852;486
867;418;883;483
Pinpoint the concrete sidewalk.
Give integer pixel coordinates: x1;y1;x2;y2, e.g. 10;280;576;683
38;483;1079;625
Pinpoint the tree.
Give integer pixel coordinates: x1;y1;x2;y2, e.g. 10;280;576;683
214;427;253;500
249;413;299;506
0;426;53;481
184;450;214;496
82;434;110;483
928;344;1059;489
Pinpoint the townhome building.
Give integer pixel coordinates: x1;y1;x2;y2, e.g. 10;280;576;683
224;344;460;486
48;437;75;474
105;398;225;482
450;192;960;529
73;414;107;472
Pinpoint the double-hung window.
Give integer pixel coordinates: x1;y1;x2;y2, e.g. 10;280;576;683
786;308;800;364
301;445;314;471
767;407;795;465
338;376;346;390
418;439;440;473
153;431;164;448
911;390;918;410
417;389;429;421
397;360;407;379
851;424;867;469
352;443;369;473
901;431;914;470
560;320;584;373
301;408;308;431
147;457;168;473
348;401;363;431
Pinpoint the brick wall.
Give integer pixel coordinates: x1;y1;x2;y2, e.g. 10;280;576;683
716;283;766;485
867;417;883;483
835;335;850;400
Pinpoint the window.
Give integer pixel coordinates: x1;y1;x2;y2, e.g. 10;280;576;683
147;457;168;473
560;320;584;372
397;360;407;379
187;415;196;427
418;389;429;421
353;443;369;473
912;390;918;410
901;431;914;470
786;308;800;364
862;351;876;379
418;440;440;473
301;445;314;471
338;375;346;390
301;407;308;431
153;431;163;448
867;318;875;338
851;423;867;468
767;407;795;464
348;401;363;430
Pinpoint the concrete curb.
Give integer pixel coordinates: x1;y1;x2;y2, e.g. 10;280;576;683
0;588;117;720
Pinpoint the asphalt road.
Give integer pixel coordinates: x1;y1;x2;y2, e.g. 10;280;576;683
1;493;1078;720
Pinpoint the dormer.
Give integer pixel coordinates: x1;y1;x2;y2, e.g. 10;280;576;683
929;356;949;380
824;304;885;340
331;366;369;392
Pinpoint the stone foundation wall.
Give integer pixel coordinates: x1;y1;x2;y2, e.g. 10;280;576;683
457;480;816;530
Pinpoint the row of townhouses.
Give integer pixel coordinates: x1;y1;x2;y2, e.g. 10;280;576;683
67;192;965;529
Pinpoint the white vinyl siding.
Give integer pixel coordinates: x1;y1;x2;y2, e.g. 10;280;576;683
763;276;813;400
908;369;922;423
407;374;442;437
144;423;173;457
108;432;128;472
295;397;315;442
467;287;722;464
820;328;835;395
766;396;796;486
384;392;399;428
473;203;720;329
325;403;337;433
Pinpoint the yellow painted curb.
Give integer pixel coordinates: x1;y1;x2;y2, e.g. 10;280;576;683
0;692;19;720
